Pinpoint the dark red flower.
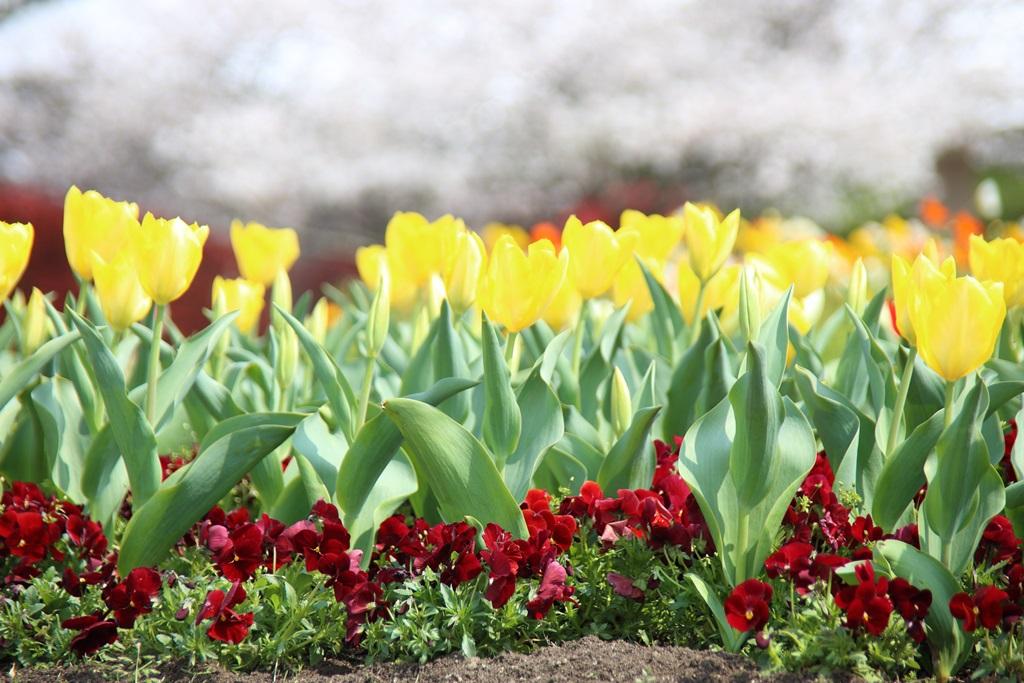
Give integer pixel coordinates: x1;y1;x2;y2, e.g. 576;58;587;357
208;522;265;581
525;560;574;619
949;586;1010;632
834;563;893;636
102;567;162;628
764;542;814;592
523;489;552;513
62;613;118;656
607;572;644;601
197;581;254;643
725;579;773;632
887;578;931;643
975;515;1021;565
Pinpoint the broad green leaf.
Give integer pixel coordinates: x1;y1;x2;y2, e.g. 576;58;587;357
291;412;348;495
679;390;815;585
873;540;965;680
80;426;129;534
432;302;471;421
135;312;238;434
638;258;684;361
0;398;46;483
923;382;990;541
663;319;718;441
118;412;303;572
0;330;80;413
69;310;161;507
275;305;356;439
503;369;564;501
42;298;99;434
334;378;477;560
383;397;528;539
754;287;792;386
596;406;661;492
481;316;521;464
32;378;88;501
794;366;882;507
729;342;780;503
685;573;744;652
534;447;588;494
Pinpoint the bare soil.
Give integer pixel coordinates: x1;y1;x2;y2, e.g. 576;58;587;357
5;636;856;682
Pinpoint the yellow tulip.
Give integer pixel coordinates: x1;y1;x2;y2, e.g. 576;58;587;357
444;231;487;312
612;257;660;322
890;254;956;344
481;222;530;252
684;202;740;282
131;213;209;305
23;288;51;354
752;239;832;299
230;220;300;286
618;210;684;262
355;245;417;312
479;236;568;333
969;235;1024;308
542;271;583;331
384;212;464;287
91;251;153;332
561;215;637;299
909;274;1006;381
212;276;265;335
63;186;139;281
0;221;33;304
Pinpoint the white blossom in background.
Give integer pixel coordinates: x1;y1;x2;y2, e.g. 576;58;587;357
1;0;1023;250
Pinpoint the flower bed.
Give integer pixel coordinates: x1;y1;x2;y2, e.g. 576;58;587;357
1;191;1024;680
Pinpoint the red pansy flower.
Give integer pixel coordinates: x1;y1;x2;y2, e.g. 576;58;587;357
949;586;1010;632
724;579;773;632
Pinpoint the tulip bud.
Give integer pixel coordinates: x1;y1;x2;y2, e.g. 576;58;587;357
847;258;869;315
366;269;391;357
305;297;330;346
610;367;632;437
22;288;51;354
275;323;299;392
0;221;34;305
738;268;762;343
271;269;293;319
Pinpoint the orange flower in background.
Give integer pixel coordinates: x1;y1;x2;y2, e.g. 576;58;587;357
919;195;950;228
952;211;983;266
530;222;562;251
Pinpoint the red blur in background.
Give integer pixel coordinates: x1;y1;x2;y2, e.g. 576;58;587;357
0;183;354;333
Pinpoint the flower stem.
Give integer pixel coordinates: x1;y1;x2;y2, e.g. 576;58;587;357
886;346;917;456
145;304;166;425
355;353;376;432
689;281;708;346
943;380;955;429
570;301;587;378
504;330;519;365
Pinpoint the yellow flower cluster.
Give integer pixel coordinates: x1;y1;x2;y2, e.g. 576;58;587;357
0;187;306;338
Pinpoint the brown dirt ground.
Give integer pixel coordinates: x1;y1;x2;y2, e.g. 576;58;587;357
4;636;859;682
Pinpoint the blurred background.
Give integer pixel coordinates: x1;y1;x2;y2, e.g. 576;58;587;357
3;0;1024;324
